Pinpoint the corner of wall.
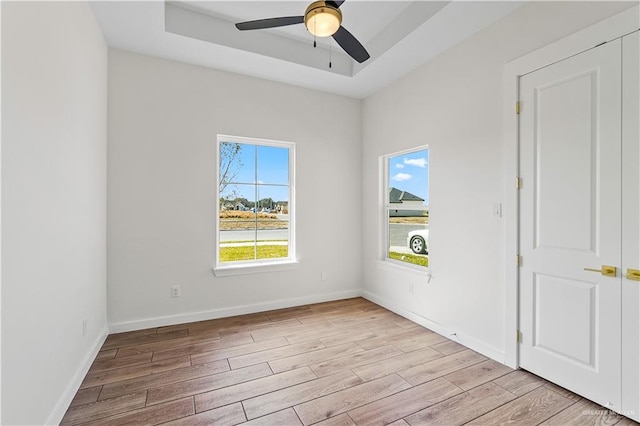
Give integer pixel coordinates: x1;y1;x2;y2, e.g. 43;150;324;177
361;290;506;364
45;325;109;426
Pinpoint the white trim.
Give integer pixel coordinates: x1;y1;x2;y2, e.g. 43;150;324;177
108;289;362;333
378;155;386;261
502;5;640;369
381;146;430;270
213;259;299;277
0;1;4;421
45;325;109;426
505;7;639;80
108;288;506;361
621;30;640;423
362;290;505;363
375;259;432;277
217;134;296;150
215;134;296;272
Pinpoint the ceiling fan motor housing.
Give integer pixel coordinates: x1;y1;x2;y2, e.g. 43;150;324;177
304;1;342;37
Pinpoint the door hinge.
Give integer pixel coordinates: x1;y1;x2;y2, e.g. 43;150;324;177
516;255;522;266
516;101;521;114
516;177;521;190
516;330;523;343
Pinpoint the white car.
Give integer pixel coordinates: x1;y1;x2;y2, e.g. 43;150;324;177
407;229;428;255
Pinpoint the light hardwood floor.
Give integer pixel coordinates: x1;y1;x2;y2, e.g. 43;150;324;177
62;298;638;425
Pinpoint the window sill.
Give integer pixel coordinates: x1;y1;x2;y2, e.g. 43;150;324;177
213;259;299;277
377;258;431;275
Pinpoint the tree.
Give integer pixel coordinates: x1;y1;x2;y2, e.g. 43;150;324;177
219;142;243;194
258;197;274;210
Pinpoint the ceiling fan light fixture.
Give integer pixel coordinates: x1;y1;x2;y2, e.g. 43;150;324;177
234;0;369;63
304;1;342;37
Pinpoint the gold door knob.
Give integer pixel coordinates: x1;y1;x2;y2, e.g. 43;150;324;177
627;269;640;281
583;265;617;277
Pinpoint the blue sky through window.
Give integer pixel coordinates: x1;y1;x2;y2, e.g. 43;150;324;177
388;149;429;205
221;142;290;203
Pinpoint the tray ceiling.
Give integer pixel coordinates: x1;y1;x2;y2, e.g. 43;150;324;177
91;1;525;98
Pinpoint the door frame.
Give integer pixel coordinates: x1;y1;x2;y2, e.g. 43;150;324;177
502;5;639;369
621;30;640;420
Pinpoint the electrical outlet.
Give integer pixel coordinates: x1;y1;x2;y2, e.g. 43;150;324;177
409;284;415;294
171;285;181;298
321;272;327;281
82;319;87;336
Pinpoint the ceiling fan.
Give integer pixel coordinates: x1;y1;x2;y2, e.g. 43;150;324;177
235;1;370;64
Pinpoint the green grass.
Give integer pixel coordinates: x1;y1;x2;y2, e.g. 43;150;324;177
388;251;429;267
222;239;288;244
220;245;288;262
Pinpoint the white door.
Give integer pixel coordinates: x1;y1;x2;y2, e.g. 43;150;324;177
621;30;640;421
519;39;622;410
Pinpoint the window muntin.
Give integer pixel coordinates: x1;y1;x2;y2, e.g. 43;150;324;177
216;135;294;269
384;148;429;268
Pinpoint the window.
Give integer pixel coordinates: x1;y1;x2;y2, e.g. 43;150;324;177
216;135;295;272
384;147;429;268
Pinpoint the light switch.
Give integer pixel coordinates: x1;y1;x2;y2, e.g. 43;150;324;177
492;203;502;218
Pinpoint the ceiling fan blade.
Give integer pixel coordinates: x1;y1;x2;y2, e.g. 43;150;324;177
332;26;370;63
236;16;304;31
325;0;345;7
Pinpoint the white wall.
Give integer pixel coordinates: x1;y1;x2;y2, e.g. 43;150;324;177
107;50;362;329
1;2;108;425
361;1;636;361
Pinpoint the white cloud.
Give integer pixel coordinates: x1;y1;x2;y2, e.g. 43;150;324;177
392;173;412;182
404;158;428;168
395;164;405;169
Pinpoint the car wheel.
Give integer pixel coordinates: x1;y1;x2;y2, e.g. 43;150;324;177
410;236;426;254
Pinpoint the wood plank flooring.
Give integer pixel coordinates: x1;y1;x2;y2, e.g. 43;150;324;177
62;298;637;425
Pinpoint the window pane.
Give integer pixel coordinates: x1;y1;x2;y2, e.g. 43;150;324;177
220;242;257;262
257;225;288;259
385;148;429;268
217;137;294;267
257;145;289;185
388;149;429;206
388;209;429;267
220;142;255;185
220;184;257;262
257;184;289;260
257;185;288;213
220;183;257;215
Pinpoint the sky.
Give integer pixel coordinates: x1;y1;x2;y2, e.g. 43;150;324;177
221;143;429;206
388;149;429;205
221;142;290;203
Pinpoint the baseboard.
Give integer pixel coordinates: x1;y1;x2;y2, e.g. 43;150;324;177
109;289;363;333
108;288;504;360
361;290;506;364
45;324;109;425
45;288;502;425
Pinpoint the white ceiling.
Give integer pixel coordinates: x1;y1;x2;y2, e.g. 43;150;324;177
184;1;417;45
91;1;525;98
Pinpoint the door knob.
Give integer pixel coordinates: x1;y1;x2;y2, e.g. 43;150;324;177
583;265;617;277
627;268;640;281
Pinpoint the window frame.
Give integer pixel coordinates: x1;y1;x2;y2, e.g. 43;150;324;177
214;134;297;276
381;145;430;271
